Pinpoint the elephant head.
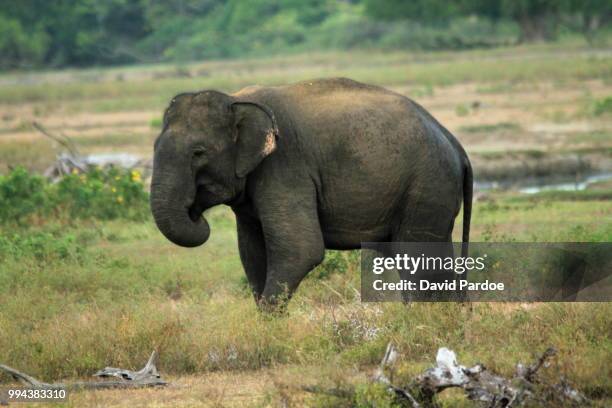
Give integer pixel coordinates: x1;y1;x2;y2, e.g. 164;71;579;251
150;90;278;247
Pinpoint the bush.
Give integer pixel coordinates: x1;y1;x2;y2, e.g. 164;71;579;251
0;166;149;225
310;250;360;280
0;167;49;224
55;167;149;221
0;15;48;69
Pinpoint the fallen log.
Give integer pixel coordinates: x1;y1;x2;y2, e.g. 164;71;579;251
305;344;591;407
0;351;167;391
32;120;150;182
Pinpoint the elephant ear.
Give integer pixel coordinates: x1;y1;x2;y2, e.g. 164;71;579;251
232;101;279;178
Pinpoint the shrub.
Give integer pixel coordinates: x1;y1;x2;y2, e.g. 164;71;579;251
55;167;149;221
310;250;360;280
0;167;49;224
0;166;149;225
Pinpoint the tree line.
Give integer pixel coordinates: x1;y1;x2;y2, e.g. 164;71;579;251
0;0;609;70
367;0;610;43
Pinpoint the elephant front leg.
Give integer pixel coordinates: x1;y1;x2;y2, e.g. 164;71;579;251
258;205;325;312
236;214;267;301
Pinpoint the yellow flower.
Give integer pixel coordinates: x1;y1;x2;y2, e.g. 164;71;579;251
71;168;79;175
117;196;124;203
111;187;117;193
115;176;120;181
131;170;141;182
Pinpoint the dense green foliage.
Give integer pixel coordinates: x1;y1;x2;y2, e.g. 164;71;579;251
0;167;149;224
0;0;609;69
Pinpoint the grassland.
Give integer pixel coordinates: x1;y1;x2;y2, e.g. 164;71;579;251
0;42;611;407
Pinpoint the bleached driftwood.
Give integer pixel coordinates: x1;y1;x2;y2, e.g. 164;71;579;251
381;344;590;408
32;121;150;182
412;347;523;407
305;344;591;407
372;342;423;407
0;351;166;391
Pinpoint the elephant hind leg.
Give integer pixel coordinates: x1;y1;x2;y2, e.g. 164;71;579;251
390;200;461;302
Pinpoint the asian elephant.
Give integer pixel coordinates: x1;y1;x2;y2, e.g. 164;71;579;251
150;78;472;309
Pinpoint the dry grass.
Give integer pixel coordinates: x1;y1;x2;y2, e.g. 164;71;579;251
1;199;610;407
1;50;610;175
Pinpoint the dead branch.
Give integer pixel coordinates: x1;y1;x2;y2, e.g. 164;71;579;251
372;343;423;407
412;347;525;407
515;346;556;383
373;341;399;384
305;344;591;407
32;121;81;157
0;351;166;391
33;120;150;183
93;351;162;383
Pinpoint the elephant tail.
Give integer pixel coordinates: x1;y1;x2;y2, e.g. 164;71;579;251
461;160;473;258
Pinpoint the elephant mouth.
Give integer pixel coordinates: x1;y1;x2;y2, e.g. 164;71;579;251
188;185;206;222
188;203;204;222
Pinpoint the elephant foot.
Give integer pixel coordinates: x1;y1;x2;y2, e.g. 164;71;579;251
256;294;290;315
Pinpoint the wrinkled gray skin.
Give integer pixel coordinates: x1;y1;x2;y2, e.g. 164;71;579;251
151;78;472;310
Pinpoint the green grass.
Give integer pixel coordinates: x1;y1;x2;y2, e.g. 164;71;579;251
568;130;612;144
510;189;612;202
0;194;610;402
467;194;612;242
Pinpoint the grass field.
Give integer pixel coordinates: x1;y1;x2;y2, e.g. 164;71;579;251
0;42;611;407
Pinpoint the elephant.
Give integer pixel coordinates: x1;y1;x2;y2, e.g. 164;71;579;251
150;77;472;309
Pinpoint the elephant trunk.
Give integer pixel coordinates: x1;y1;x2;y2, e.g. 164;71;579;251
150;158;210;248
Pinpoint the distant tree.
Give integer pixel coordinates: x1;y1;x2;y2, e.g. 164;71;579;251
0;14;48;69
467;0;611;43
364;0;462;25
565;0;612;43
223;0;281;34
283;0;332;25
0;0;151;67
500;0;563;42
463;0;584;43
144;0;222;18
364;0;561;42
